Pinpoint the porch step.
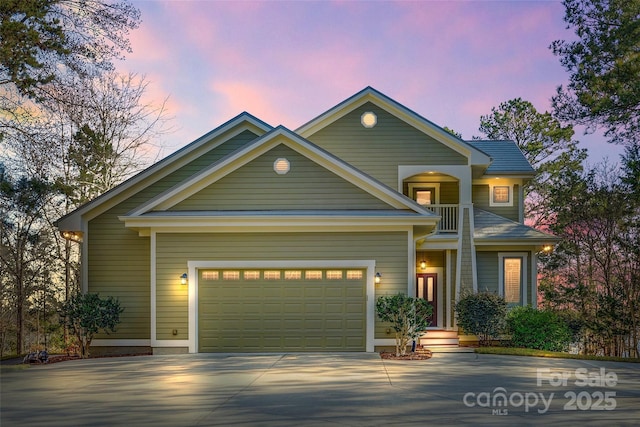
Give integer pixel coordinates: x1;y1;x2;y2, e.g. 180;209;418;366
419;330;460;349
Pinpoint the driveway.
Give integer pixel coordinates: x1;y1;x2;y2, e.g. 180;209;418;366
1;352;639;426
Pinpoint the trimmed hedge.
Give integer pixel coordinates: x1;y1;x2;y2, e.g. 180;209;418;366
507;306;572;352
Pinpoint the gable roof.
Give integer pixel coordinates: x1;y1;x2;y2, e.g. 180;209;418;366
296;86;492;168
125;125;436;218
467;140;535;175
56;112;273;230
473;209;557;243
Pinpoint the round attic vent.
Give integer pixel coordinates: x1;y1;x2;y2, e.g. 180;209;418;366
273;158;290;175
361;111;377;128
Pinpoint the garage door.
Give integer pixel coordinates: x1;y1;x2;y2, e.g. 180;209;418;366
198;268;366;352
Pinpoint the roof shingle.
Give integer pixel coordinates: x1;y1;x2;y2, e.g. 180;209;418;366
468;140;535;174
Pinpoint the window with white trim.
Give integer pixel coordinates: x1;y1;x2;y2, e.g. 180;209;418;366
490;184;513;206
498;253;528;305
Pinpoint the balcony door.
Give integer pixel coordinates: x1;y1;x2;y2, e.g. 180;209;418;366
416;273;437;327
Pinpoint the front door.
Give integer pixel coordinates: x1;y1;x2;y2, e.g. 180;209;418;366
416;273;437;327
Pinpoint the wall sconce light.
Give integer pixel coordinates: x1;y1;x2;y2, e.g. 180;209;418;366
420;260;427;269
375;272;382;284
61;230;83;243
180;273;188;285
542;245;553;253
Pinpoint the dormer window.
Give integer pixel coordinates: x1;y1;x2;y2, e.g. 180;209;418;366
490;184;513;206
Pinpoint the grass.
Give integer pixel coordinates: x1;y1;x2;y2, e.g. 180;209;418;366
475;346;640;363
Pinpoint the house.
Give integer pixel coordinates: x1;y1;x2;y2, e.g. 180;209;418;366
56;87;556;354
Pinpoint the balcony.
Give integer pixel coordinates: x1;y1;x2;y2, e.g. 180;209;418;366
423;204;458;233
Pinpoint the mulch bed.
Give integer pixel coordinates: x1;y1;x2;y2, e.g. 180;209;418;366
379;349;433;360
25;353;152;365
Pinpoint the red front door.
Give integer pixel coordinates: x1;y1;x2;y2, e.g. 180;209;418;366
416;273;437;327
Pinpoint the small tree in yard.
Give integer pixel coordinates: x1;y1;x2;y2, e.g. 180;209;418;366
376;293;433;356
60;293;123;358
455;291;507;346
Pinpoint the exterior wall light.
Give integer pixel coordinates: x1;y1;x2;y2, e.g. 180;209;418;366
180;273;188;285
542;245;553;253
375;272;382;284
420;260;427;269
61;230;83;243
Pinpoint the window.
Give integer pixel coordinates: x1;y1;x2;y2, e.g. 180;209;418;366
346;270;363;280
415;190;433;205
201;271;219;281
490;184;513;206
223;271;240;280
305;270;323;280
326;270;343;280
264;271;281;280
503;258;521;303
409;183;440;205
244;271;260;280
498;253;528;305
284;270;302;280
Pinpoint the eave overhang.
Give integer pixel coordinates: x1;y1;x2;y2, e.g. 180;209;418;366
127;126;434;217
119;210;440;236
296;87;492;167
55;112;273;232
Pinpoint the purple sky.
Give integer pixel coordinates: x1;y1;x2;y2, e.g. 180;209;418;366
119;0;624;164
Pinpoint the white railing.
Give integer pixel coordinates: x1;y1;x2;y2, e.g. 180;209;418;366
423;204;458;233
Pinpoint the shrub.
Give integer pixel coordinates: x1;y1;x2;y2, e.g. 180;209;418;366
376;293;432;356
60;293;123;358
455;291;507;346
507;306;572;352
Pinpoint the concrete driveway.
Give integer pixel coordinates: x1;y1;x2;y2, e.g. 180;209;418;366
1;352;639;426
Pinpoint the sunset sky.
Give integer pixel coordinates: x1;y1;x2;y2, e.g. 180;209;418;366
118;0;624;163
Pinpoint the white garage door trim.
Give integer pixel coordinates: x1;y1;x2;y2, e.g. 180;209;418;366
187;260;376;353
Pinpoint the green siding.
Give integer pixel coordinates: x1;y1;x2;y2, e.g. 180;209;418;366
472;184;520;221
172;145;392;211
86;129;262;340
476;252;499;293
88;210;150;339
416;251;445;268
154;232;409;341
125;129;261;209
440;182;459;204
307;102;467;188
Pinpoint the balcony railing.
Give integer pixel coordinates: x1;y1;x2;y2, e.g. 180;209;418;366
423;204;458;233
